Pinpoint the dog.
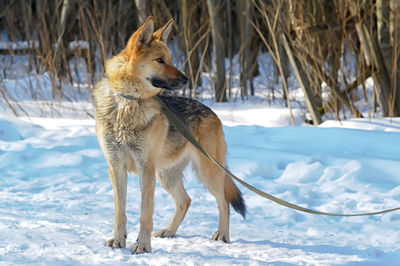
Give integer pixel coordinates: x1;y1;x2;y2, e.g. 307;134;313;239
93;16;246;254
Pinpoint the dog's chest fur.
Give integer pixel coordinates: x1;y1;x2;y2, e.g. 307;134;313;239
113;101;157;144
94;79;160;155
94;79;216;165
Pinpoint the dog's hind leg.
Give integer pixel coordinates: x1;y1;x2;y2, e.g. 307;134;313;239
193;127;231;243
154;160;191;238
196;159;231;243
106;164;128;249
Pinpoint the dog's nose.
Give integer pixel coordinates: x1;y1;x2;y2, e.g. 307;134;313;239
180;75;188;85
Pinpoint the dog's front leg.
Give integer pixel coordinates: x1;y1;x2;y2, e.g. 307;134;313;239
132;165;156;254
106;164;128;249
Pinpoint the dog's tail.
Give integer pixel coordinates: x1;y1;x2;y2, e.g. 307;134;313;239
225;174;247;219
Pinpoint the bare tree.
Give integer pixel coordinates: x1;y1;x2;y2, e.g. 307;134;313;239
134;0;148;25
377;0;400;115
1;0;400;121
348;0;399;117
53;0;73;96
182;0;202;98
206;0;226;102
238;0;259;99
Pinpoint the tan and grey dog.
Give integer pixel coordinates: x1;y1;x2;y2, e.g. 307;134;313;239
93;16;246;254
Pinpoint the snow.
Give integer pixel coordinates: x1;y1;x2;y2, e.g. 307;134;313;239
0;40;88;51
0;45;399;264
1;106;400;265
0;40;39;50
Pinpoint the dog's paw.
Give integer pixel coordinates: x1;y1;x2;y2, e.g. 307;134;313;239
153;228;176;238
131;242;151;254
212;231;230;243
105;237;126;249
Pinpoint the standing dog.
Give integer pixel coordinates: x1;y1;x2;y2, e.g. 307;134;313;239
93;16;246;254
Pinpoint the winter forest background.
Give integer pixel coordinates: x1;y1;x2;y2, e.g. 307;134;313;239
2;1;400;264
1;0;399;124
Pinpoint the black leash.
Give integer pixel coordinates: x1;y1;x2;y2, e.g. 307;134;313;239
156;95;400;217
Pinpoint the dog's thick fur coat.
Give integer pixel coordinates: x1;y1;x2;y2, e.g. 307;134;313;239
93;17;246;254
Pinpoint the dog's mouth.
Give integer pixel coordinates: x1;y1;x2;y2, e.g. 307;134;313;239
149;76;188;91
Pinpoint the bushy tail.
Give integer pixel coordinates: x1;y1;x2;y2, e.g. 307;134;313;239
225;175;247;219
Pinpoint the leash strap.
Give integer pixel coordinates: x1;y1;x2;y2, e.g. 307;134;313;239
156;95;400;217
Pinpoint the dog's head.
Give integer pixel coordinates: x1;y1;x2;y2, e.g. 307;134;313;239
106;16;188;99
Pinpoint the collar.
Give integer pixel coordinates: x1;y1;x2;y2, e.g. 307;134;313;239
120;93;137;100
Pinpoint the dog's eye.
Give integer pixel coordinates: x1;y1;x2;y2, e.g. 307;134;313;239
156;57;165;64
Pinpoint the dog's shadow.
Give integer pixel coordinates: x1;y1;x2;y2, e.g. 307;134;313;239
149;234;389;265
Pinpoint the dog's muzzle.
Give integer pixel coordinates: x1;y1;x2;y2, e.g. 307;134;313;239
151;75;188;90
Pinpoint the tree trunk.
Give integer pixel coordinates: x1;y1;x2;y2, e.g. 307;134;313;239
206;0;226;102
238;0;251;99
226;0;233;100
134;0;147;25
182;0;202;98
52;0;72;97
377;0;400;115
348;1;393;116
392;0;400;116
281;33;322;125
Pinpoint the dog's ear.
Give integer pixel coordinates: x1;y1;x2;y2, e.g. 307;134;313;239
153;19;173;43
125;16;154;53
136;16;154;48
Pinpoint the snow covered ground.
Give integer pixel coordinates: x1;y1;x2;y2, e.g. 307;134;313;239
1;106;400;265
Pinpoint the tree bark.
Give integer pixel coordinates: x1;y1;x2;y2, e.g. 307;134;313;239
238;0;251;99
377;0;400;115
348;1;393;116
226;0;233;100
281;33;322;125
53;0;72;97
134;0;147;25
182;0;201;98
206;0;226;102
